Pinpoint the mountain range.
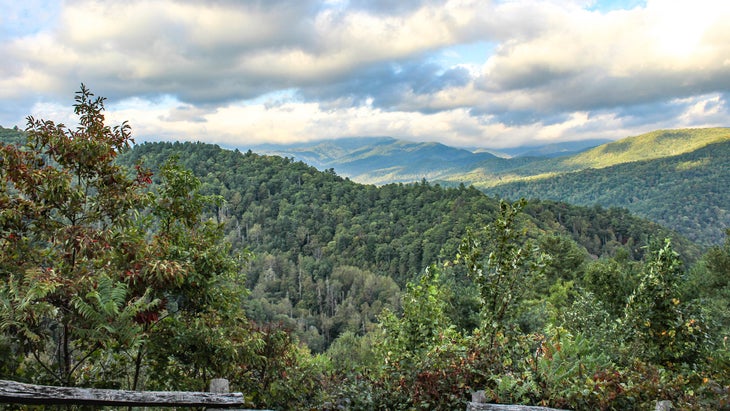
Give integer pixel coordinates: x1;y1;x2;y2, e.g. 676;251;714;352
250;137;612;185
3;124;727;246
251;137;497;185
251;128;730;245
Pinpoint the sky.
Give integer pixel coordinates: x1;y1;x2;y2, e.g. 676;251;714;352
1;0;729;149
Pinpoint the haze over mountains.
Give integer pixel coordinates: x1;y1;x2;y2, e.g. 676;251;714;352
251;128;728;186
250;137;610;185
252;137;498;185
479;139;613;159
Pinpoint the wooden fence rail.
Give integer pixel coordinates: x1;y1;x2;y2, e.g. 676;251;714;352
467;404;570;411
0;379;246;408
466;390;674;411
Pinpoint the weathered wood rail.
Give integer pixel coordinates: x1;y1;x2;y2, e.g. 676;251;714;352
467;404;570;411
466;391;570;411
466;390;675;411
0;378;246;408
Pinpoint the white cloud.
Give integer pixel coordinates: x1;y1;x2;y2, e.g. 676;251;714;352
1;0;729;148
675;94;729;127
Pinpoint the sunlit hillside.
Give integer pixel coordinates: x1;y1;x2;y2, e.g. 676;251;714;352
560;127;730;170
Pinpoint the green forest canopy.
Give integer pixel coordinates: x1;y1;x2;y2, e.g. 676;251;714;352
1;88;728;410
483;140;730;246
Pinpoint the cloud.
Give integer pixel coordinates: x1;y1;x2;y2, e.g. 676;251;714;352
475;0;730;112
674;94;730;128
296;59;472;112
159;105;214;123
1;0;320;103
1;0;729;148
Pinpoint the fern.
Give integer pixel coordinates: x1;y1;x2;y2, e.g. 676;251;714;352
71;274;161;349
0;271;58;344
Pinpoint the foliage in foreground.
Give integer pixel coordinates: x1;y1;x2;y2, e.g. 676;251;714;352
0;87;322;409
1;89;729;410
319;206;730;411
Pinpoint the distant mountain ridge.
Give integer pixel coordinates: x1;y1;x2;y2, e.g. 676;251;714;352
251;128;730;187
251;137;498;184
486;139;612;158
457;127;730;189
558;127;730;170
249;136;607;184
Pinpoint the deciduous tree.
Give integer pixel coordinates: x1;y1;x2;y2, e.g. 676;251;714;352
0;85;249;390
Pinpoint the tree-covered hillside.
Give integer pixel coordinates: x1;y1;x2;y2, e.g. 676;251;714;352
3;101;728;411
115;140;700;350
559;127;730;170
248;128;730;247
0;126;25;145
459;127;730;187
121;141;698;278
484;140;730;246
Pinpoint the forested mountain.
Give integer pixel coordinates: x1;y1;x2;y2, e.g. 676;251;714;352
484;140;730;246
0;126;25;145
428;127;729;187
554;127;730;170
118;140;703;270
3;110;729;410
114;140;700;349
251;136;500;185
250;127;730;246
464;127;730;185
250;136;611;184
